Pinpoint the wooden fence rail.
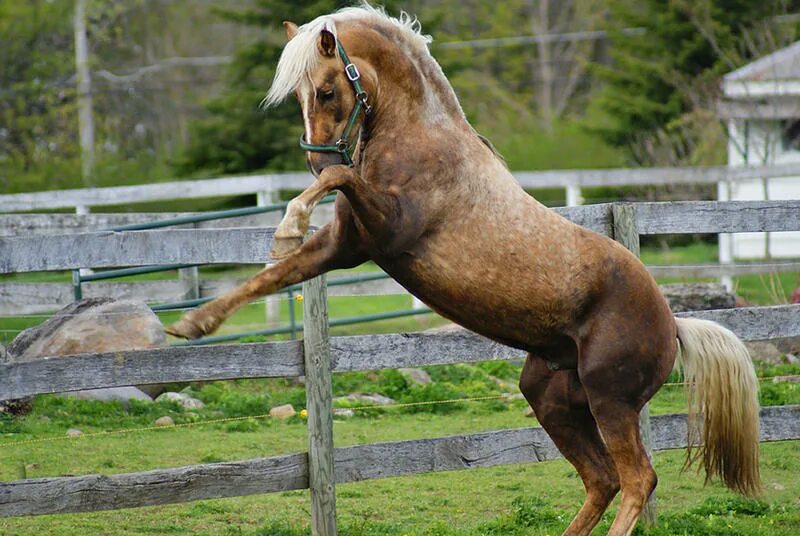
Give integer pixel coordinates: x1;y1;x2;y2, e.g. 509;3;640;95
2;200;800;533
2;405;798;518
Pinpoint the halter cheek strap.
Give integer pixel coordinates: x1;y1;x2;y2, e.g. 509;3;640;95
298;41;372;167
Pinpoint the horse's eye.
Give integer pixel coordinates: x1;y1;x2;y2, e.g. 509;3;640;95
319;88;335;102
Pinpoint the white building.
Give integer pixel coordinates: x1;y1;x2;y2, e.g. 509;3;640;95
719;42;800;267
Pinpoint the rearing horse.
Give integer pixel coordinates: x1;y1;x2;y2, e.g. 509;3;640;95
166;6;760;535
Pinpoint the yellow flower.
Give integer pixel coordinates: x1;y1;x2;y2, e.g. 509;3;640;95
299;409;308;418
295;294;304;303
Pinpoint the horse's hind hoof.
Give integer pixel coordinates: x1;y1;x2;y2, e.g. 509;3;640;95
270;235;303;260
164;316;206;340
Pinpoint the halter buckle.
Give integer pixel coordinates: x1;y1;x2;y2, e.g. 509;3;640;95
336;139;349;152
345;63;361;82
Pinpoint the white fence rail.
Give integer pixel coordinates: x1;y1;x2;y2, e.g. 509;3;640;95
3;163;800;213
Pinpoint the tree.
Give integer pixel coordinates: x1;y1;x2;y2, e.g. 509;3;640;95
177;1;407;176
591;0;800;165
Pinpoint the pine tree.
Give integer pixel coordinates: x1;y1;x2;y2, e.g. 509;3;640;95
176;1;407;175
591;0;800;164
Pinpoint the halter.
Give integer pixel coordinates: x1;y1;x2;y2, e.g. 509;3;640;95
298;41;372;167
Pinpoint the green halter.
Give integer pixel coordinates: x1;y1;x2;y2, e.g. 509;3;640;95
298;41;372;167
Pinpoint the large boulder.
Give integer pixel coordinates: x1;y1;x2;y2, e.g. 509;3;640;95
660;283;736;313
8;297;166;361
5;298;168;408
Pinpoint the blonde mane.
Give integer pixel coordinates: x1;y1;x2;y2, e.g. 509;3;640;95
263;4;432;107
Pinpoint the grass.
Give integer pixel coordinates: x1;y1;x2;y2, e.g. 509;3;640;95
1;235;799;533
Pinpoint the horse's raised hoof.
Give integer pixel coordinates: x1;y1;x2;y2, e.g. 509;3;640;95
270;235;303;260
164;312;212;340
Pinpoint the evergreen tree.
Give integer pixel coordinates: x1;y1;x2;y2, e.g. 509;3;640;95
176;1;407;176
591;0;800;164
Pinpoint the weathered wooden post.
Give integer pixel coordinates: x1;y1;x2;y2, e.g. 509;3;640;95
302;274;337;535
612;203;657;526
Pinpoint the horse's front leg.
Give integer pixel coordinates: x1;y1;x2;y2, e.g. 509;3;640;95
272;165;355;259
165;197;367;339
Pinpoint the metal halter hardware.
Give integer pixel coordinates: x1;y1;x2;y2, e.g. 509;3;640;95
298;41;371;167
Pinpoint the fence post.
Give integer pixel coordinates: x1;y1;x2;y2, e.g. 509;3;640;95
258;189;283;326
566;184;582;207
302;274;337;536
612;203;657;527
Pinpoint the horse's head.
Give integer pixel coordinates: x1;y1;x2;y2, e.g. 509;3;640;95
267;20;375;175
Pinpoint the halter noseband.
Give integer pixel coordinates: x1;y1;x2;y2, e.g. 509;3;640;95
298;41;371;167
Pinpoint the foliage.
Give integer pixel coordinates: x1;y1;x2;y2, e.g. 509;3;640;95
591;0;800;164
0;0;78;192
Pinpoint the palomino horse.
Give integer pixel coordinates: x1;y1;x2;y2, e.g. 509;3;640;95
166;6;760;535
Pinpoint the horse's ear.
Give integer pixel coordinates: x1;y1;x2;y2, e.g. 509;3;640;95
318;29;337;58
283;21;298;41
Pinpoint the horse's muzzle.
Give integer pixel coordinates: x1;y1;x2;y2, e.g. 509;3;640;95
307;152;347;177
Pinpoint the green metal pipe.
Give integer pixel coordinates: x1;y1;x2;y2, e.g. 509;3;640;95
171;306;433;347
108;195;336;232
79;263;198;282
149;272;391;311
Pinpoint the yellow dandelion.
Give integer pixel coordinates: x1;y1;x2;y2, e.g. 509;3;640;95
299;409;308;418
295;294;304;303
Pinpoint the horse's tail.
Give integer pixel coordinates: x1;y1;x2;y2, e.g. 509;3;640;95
674;317;761;496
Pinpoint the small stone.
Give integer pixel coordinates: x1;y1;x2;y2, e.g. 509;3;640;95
523;406;536;418
156;392;205;409
39;415;50;422
399;368;432;385
333;408;355;418
334;393;395;406
66;428;83;437
770;482;785;491
269;404;296;419
154;416;175;427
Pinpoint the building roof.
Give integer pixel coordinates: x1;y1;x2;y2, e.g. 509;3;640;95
725;41;800;82
723;41;800;100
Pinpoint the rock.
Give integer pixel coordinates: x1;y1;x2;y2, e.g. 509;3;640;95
333;408;355;418
156;392;205;409
0;342;8;363
66;387;152;404
154;416;175;427
523;406;536;418
8;298;167;361
269;404;296;419
334;393;396;406
399;368;432;385
3;298;169;407
770;482;786;491
660;283;736;313
744;341;784;363
502;393;526;402
66;428;83;437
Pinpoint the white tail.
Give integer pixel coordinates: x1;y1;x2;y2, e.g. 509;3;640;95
675;317;761;496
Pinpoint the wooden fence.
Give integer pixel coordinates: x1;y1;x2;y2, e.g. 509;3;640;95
2;200;799;314
1;200;800;534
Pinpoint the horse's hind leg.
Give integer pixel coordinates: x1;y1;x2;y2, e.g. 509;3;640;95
578;326;675;535
520;355;619;536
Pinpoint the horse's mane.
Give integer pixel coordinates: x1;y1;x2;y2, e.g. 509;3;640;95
264;4;432;107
